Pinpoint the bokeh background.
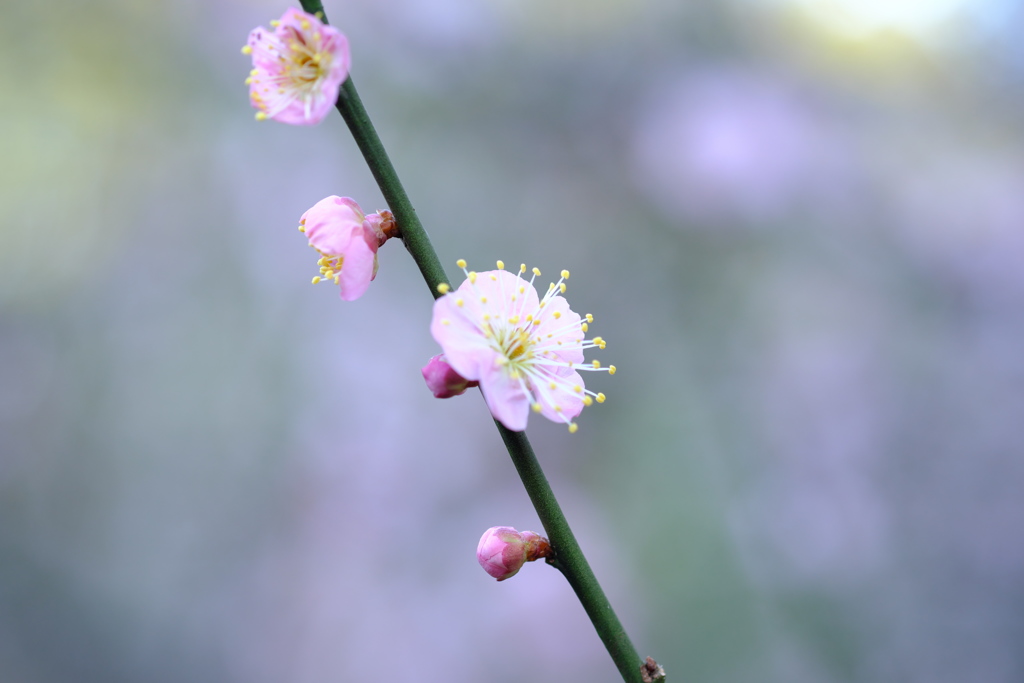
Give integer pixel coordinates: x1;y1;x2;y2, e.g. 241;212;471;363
3;0;1024;680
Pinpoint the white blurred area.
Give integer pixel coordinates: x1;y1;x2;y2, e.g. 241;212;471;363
2;0;1024;682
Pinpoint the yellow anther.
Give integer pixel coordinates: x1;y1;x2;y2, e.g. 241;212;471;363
592;336;603;344
496;260;505;269
241;45;253;54
480;296;487;303
599;341;607;349
519;286;525;294
549;282;556;291
483;314;491;321
333;275;339;285
456;259;467;269
324;269;334;279
568;423;579;434
532;403;543;413
245;78;254;85
525;315;533;322
441;319;451;326
581;323;589;332
270;19;281;26
520;264;527;273
509;316;519;324
311;276;321;284
250;69;259;76
583;396;593;407
559;283;567;294
469;271;477;283
533;267;541;276
561;270;570;279
456;298;464;307
586;314;594;323
509;370;520;379
554;405;563;413
301;19;311;29
255;111;268;121
533;319;542;326
596;393;606;403
592;360;601;369
437;283;450;294
608;365;617;375
549;382;557;390
573;385;582;393
490;274;497;281
553;311;562;319
298;225;305;232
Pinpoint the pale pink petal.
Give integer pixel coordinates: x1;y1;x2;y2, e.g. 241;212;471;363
336;225;378;301
532;295;585;365
430;291;494;381
302;196;365;253
532;366;586;423
479;361;531;431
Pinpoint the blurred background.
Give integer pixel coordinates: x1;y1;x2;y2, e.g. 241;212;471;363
2;0;1023;680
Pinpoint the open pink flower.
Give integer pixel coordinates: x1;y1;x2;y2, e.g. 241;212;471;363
243;8;350;125
300;196;394;301
430;260;614;432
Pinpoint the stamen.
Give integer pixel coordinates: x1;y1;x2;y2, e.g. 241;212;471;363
437;283;450;294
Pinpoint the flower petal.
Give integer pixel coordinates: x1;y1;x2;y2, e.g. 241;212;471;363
479;360;531;431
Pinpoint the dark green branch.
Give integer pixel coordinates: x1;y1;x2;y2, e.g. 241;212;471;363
495;423;645;683
298;2;649;680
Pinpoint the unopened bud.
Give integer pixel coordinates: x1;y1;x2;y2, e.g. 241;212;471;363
422;354;478;398
476;526;552;581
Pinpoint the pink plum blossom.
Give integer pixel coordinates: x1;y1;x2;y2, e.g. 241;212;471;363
300;196;395;301
421;354;478;398
243;8;350;125
476;526;551;581
430;260;614;432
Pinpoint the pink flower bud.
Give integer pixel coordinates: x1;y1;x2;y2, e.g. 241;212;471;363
421;354;478;398
476;526;551;581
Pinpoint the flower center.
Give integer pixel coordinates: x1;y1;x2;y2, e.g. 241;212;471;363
499;328;533;363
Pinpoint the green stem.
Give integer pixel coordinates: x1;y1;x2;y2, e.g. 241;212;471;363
495;423;645;683
298;2;648;680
